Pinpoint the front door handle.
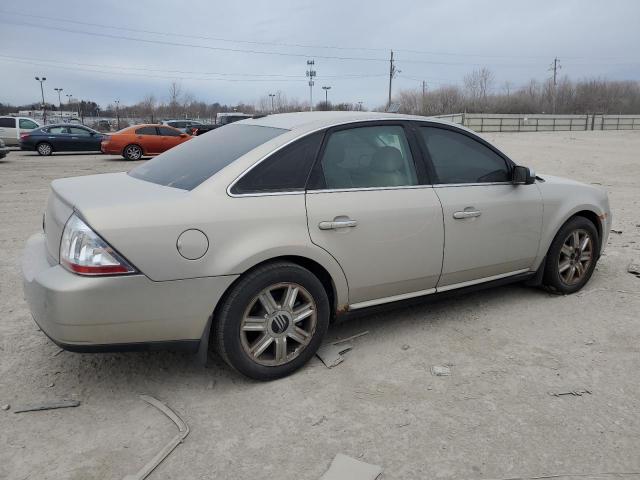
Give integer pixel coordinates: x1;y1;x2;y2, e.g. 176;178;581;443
453;210;481;219
318;219;358;230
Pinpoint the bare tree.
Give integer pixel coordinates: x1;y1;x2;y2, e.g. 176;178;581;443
140;94;157;123
168;81;182;117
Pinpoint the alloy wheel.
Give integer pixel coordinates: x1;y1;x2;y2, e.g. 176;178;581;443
125;145;142;160
37;143;52;156
558;228;593;285
240;282;317;366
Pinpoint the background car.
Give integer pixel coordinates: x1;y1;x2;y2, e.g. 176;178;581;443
161;120;205;133
0;139;9;159
188;124;220;136
0;116;40;146
22;112;611;381
20;124;104;156
100;124;191;160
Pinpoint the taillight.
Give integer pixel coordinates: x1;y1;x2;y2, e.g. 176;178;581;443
20;133;30;140
60;214;136;276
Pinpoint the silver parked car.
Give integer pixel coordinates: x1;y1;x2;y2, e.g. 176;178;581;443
22;112;611;379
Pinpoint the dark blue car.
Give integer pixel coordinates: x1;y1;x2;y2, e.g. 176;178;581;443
20;124;104;156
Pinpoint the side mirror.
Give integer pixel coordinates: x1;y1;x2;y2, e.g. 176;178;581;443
512;165;536;185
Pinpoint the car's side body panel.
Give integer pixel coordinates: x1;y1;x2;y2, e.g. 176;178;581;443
434;182;543;286
532;174;611;269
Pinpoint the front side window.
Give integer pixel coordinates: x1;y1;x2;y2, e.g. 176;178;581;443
158;126;181;137
69;127;91;136
129;124;287;190
0;118;16;128
232;132;323;194
318;125;418;189
135;126;157;135
419;127;510;184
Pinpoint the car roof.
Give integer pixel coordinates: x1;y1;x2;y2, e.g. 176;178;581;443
42;123;91;128
240;111;471;134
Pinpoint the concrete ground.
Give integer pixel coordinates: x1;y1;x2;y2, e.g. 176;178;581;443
1;131;639;480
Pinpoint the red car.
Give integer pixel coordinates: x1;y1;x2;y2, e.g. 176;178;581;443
101;124;191;160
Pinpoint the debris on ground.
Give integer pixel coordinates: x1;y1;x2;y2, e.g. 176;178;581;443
584;339;596;345
319;453;382;480
611;229;623;234
316;342;353;368
401;344;410;350
52;349;64;357
627;260;640;277
332;331;369;345
13;399;80;413
1;404;10;411
431;365;452;376
548;389;592;397
123;395;189;480
312;415;327;427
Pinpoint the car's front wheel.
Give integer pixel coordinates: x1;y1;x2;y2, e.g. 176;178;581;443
122;144;143;160
36;142;53;156
543;216;600;294
213;262;330;380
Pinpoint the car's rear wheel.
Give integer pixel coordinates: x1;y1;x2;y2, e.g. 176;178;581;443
543;216;600;294
213;262;330;380
36;142;53;156
123;144;143;160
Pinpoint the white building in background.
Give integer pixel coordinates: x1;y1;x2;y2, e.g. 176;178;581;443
17;110;81;124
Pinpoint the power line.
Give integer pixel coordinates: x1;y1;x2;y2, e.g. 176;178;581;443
1;8;636;61
0;19;559;67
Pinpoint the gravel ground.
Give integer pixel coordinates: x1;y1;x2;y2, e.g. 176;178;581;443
1;131;639;480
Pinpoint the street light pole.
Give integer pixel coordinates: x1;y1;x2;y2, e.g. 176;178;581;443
114;100;120;130
35;76;47;124
268;93;276;113
322;86;331;109
306;60;316;112
54;88;63;121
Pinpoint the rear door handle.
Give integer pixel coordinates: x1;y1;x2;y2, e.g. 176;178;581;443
318;219;358;230
453;210;481;219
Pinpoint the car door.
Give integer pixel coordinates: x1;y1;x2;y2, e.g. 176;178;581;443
68;126;97;151
157;126;184;152
0;117;17;145
416;124;542;289
45;126;71;150
134;126;160;154
305;123;444;307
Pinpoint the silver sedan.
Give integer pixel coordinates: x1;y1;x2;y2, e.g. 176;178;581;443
22;112;611;379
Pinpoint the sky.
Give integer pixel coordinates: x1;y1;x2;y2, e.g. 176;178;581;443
0;0;639;110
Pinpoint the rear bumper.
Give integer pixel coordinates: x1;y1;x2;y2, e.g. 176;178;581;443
100;144;121;155
0;147;9;158
19;142;35;151
22;233;238;350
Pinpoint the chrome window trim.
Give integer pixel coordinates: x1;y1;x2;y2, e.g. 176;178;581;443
307;184;432;194
226;117;465;198
433;181;514;188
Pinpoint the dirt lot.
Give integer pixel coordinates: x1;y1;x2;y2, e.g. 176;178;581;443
1;131;639;480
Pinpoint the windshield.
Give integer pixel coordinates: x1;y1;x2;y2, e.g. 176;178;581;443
128;124;288;190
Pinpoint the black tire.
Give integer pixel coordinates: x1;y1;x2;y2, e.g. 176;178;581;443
542;216;600;294
36;142;53;156
213;262;330;380
122;144;143;160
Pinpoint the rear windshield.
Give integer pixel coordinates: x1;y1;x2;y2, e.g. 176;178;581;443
128;124;287;190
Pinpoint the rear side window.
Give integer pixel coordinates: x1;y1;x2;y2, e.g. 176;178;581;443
0;118;15;128
419;127;510;184
158;126;181;136
48;127;69;134
19;119;39;129
129;124;287;190
232;132;324;194
135;127;157;135
69;127;91;136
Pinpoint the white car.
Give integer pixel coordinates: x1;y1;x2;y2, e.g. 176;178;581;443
22;112;611;380
0;116;40;146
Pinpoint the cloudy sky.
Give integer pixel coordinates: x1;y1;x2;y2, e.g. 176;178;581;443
1;0;639;110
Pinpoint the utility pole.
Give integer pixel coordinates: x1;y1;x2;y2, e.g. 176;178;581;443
387;50;398;111
35;76;47;124
114;100;120;130
322;86;331;109
54;87;63;121
268;93;276;113
306;60;316;112
549;57;561;114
